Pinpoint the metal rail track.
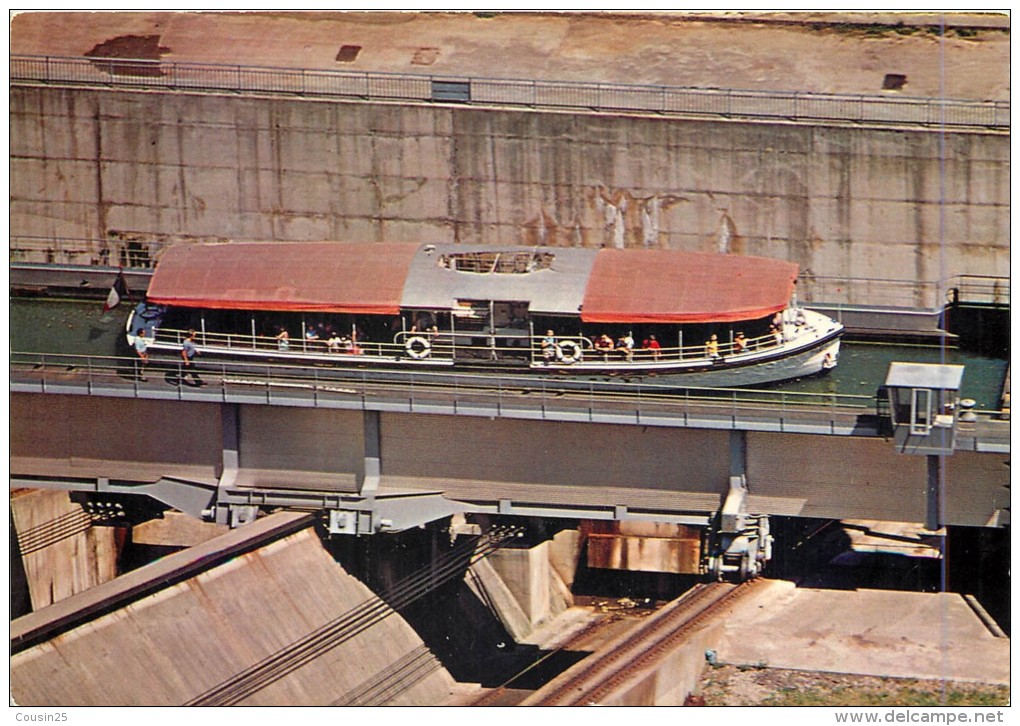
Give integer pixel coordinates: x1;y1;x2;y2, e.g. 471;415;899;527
467;612;622;706
523;580;764;706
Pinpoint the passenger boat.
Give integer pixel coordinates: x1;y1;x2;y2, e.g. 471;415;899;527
127;241;842;387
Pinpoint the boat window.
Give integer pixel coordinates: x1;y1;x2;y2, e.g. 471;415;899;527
439;251;553;274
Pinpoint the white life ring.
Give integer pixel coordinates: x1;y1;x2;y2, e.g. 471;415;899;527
405;335;432;360
556;340;582;364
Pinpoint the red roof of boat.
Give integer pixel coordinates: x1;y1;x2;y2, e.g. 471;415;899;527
147;242;798;323
580;249;798;324
146;242;419;315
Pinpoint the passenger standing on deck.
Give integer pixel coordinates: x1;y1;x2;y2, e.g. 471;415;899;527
705;334;720;360
134;329;149;381
306;325;321;351
275;328;290;351
733;332;747;353
643;335;661;360
618;332;635;362
181;329;202;385
541;330;557;365
594;334;615;361
411;311;438;338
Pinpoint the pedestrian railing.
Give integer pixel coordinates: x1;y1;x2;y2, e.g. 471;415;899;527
946;275;1010;306
9;350;875;417
11;54;1009;130
14;351;1011;446
9;235;165;269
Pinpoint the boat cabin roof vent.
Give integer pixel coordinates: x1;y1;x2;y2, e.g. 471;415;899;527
439;251;554;274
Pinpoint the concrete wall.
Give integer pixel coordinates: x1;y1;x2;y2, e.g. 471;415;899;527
747;432;929;522
9;393;1009;527
10;489;120;611
236;405;364;490
9;393;223;482
11;86;1009;306
379;413;732;510
10;528;456;706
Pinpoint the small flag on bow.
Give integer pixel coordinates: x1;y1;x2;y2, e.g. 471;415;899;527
103;270;130;312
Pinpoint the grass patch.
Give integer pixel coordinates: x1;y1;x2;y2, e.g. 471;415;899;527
764;682;1010;707
700;666;1010;707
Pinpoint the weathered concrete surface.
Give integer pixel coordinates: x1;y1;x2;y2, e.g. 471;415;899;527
9;394;1010;528
10;489;120;611
548;527;583;589
10;393;223;484
465;556;535;642
712;579;1010;685
10;526;457;706
131;510;229;547
9;11;1009;99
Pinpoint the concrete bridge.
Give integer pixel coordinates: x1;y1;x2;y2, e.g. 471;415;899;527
10;356;1010;533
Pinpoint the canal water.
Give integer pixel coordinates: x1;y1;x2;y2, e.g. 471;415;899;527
9;298;1010;410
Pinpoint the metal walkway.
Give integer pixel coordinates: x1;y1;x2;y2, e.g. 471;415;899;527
9;351;1009;449
11;54;1008;131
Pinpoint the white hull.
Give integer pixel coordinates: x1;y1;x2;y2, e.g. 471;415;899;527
129;306;843;388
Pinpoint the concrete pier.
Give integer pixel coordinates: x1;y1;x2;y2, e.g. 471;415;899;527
710;579;1009;685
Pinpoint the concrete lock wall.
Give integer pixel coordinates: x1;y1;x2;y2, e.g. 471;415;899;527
10;86;1009;307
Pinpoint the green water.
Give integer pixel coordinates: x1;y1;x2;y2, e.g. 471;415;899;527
9;298;1009;409
771;339;1008;409
10;297;132;358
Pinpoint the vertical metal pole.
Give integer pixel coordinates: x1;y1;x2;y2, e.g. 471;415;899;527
449;313;456;360
729;430;747;481
200;315;206;344
251;316;257;349
926;454;942;533
220;402;240;489
489;300;496;361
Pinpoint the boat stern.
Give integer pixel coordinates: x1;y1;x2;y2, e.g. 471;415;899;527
126;302;167;346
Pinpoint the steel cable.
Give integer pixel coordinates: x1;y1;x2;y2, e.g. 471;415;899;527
16;509;103;555
186;525;521;706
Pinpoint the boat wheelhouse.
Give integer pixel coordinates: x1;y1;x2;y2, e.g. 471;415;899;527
127;241;842;386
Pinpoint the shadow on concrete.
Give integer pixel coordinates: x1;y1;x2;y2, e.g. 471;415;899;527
769;516;1010;636
324;526;590;689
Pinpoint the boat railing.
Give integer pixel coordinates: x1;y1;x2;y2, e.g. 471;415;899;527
154;326;426;360
530;329;791;366
148;320;814;367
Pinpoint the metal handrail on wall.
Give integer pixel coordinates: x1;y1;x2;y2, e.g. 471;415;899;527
10;54;1010;130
